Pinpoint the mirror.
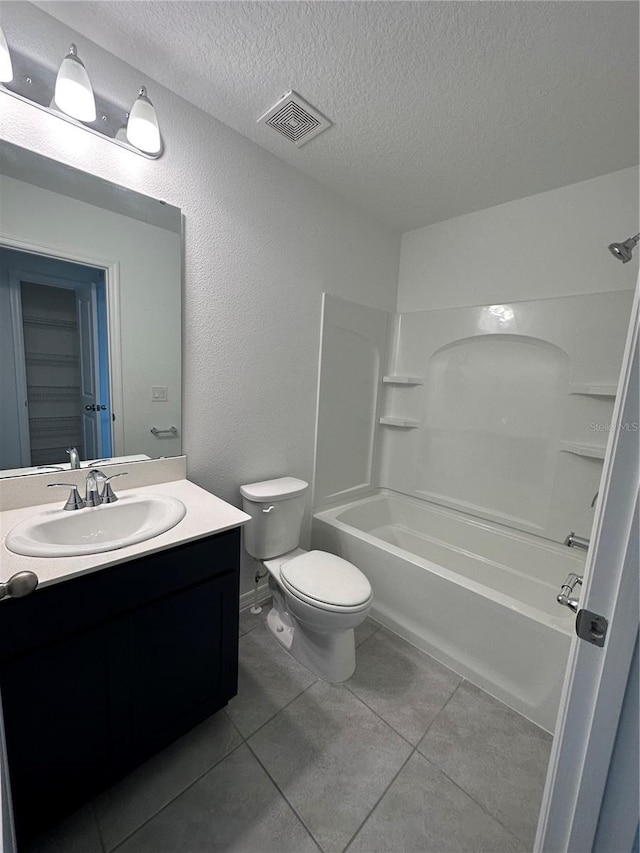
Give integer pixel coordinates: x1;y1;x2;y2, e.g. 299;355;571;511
0;141;182;477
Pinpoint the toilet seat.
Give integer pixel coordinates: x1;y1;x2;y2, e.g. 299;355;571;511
279;550;372;613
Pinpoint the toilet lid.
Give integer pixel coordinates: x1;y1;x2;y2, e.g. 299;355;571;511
280;550;372;608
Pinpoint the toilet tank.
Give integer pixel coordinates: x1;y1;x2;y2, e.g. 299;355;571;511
240;477;309;560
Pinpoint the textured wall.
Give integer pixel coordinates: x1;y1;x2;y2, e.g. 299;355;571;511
399;168;639;312
0;3;400;594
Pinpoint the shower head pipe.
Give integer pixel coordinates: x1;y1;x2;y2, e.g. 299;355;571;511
608;233;640;263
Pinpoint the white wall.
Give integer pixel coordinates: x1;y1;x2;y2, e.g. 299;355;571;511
0;175;182;461
0;3;400;594
379;291;634;543
398;168;639;313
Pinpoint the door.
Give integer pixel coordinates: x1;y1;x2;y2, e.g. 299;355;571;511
0;246;111;469
535;282;639;852
76;282;102;460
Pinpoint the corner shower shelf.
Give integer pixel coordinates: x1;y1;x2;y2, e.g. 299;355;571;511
568;384;617;397
382;375;424;385
379;416;421;428
560;441;606;460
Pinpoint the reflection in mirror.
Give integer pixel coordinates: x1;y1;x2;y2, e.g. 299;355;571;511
0;141;182;477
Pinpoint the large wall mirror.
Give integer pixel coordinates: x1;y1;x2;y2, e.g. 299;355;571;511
0;141;182;478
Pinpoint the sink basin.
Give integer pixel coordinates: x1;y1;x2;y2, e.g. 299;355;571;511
5;494;187;557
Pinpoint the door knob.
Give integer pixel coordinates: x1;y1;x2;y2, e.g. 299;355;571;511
85;404;96;411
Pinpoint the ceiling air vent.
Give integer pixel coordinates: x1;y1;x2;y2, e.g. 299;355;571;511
257;91;331;147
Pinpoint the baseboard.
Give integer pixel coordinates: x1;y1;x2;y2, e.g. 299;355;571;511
239;582;270;612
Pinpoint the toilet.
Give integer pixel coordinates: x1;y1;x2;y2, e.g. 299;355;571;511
240;477;372;682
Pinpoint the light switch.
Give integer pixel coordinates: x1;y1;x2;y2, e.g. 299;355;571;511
151;386;168;402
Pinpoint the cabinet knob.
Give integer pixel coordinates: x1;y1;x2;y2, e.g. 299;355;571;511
0;571;39;601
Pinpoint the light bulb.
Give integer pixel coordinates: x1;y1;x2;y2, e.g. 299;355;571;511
126;87;161;155
0;24;13;83
54;44;96;122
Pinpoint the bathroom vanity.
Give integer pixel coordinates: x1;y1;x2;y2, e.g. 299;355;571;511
0;463;249;844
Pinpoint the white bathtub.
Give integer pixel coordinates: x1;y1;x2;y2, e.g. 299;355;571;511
312;490;586;732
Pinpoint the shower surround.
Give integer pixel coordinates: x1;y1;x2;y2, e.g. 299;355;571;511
311;290;633;730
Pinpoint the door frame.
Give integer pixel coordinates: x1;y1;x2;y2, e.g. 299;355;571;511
535;278;639;851
0;236;124;457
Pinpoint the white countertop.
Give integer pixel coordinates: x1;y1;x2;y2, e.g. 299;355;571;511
0;479;250;591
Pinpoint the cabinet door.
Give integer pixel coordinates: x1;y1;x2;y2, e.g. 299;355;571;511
0;625;114;842
126;571;239;760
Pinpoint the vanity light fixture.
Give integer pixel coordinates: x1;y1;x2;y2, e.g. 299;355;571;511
126;87;161;155
54;44;96;122
0;25;13;83
0;32;163;159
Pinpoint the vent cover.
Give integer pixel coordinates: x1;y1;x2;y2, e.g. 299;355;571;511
257;91;331;147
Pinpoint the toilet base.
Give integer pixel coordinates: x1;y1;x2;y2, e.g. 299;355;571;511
266;579;358;682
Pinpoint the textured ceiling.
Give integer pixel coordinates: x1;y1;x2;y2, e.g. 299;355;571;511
33;1;639;232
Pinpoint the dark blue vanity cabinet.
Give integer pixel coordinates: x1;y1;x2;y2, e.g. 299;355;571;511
0;528;241;845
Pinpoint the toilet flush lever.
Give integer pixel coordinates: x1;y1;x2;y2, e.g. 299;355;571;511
262;505;275;513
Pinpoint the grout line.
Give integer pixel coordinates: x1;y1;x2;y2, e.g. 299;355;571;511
239;677;319;742
108;738;247;852
415;677;466;743
342;746;418;853
342;681;416;750
343;668;465;751
244;739;324;853
418;754;528;849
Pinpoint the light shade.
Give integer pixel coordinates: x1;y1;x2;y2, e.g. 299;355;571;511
126;87;161;155
0;24;13;83
54;44;96;122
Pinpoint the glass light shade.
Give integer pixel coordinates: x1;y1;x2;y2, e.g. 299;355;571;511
0;25;13;83
54;44;96;122
126;87;161;155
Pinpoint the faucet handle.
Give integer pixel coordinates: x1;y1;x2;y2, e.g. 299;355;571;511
101;472;128;504
47;483;86;511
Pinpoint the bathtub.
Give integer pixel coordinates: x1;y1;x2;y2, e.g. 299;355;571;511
312;490;586;732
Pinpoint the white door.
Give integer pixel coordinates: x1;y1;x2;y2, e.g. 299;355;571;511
76;283;103;461
535;281;639;852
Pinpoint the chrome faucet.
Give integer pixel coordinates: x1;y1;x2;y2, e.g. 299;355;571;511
85;469;128;506
85;469;106;507
564;531;590;551
48;469;128;510
557;572;583;612
66;447;81;469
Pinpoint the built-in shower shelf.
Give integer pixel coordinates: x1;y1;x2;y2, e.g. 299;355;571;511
382;375;424;385
560;441;606;460
379;416;421;428
568;384;617;397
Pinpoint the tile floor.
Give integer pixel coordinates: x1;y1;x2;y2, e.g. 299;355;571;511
26;609;552;853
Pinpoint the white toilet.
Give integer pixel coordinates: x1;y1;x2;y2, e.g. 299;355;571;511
240;477;372;682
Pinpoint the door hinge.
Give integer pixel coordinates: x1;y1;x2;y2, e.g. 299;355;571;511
576;609;608;647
